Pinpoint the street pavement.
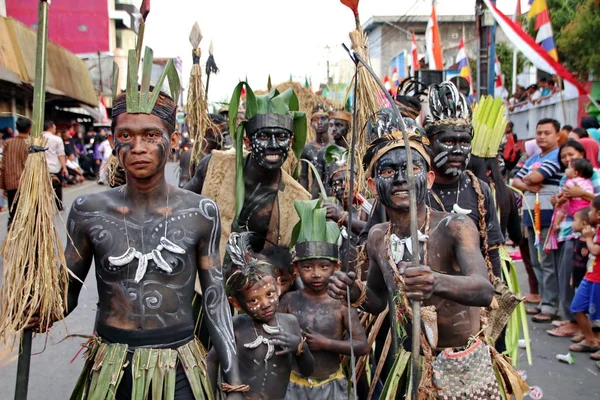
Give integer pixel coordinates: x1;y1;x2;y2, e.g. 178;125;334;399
0;162;598;399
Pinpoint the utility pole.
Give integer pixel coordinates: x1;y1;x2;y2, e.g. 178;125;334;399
487;0;497;96
475;0;491;98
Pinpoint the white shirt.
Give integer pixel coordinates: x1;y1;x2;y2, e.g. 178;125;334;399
66;158;81;171
99;140;112;160
42;131;65;174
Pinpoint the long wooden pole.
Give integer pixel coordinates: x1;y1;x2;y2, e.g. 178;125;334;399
15;2;50;399
351;51;421;400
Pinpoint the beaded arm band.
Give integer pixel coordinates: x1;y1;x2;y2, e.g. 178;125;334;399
339;279;367;309
221;383;250;393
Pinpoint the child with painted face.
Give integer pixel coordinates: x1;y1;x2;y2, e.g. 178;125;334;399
207;233;314;400
279;200;368;399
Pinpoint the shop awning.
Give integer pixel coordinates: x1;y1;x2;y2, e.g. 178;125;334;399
0;16;98;106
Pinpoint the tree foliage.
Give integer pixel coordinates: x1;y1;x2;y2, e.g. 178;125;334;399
526;0;599;78
555;0;600;78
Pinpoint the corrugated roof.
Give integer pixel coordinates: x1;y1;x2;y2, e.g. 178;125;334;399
0;16;97;106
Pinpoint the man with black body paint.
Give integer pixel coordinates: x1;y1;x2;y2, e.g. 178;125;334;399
314;111;351;194
185;97;311;259
299;104;332;198
328;137;494;350
29;92;245;399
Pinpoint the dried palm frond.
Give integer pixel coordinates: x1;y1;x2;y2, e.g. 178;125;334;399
0;137;71;342
187;22;217;168
347;26;390;194
104;155;121;187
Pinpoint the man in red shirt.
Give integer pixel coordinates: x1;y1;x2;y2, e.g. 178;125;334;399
0;117;31;227
569;196;600;354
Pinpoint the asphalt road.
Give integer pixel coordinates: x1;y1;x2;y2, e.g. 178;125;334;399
0;162;598;399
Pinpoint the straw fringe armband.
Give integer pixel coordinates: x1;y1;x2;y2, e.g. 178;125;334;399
221;383;250;393
296;335;307;356
340;279;367;309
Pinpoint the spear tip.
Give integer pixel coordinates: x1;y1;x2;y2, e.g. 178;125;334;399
209;40;214;55
140;0;150;22
189;22;203;49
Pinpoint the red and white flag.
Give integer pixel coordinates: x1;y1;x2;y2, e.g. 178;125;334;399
411;32;419;71
425;4;444;70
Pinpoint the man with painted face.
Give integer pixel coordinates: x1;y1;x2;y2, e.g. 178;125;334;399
327;125;494;395
424;82;504;278
314;110;352;195
27;54;246;397
186;84;311;260
299;103;332;197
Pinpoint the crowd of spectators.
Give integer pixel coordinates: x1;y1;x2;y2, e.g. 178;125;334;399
507;75;564;112
0;119;113;222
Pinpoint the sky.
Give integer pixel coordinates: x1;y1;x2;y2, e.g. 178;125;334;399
143;0;522;106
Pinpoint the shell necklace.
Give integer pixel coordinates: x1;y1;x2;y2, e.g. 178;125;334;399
243;317;281;366
108;188;186;283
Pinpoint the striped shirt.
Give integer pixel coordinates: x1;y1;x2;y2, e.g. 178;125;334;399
515;147;562;227
0;136;29;191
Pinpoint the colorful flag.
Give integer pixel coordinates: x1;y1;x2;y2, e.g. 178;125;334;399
305;76;309;89
494;54;504;89
455;38;471;86
411;32;419;71
527;0;558;61
514;0;522;25
482;0;586;95
383;75;391;93
425;4;444;70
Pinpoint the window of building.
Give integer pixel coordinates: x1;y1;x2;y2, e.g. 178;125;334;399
451;32;459;39
78;25;88;32
116;30;123;49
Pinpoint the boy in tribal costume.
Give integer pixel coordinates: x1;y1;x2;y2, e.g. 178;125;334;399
185;83;311;260
28;48;247;399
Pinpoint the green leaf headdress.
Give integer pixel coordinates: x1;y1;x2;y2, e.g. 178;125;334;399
291;199;341;262
111;0;180;115
228;82;307;222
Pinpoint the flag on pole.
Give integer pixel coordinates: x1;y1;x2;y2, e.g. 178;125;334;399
411;32;420;71
527;0;559;61
305;76;310;89
495;55;504;89
425;4;444;70
482;0;586;95
391;67;400;95
383;75;392;93
515;0;523;24
456;38;472;86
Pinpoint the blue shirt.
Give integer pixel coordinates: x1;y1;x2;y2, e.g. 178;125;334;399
515;148;562;227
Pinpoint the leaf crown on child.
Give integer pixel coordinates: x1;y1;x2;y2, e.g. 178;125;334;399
225;232;275;299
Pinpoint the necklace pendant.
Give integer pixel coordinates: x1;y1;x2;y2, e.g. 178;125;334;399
108;247;136;266
262;323;281;335
134;253;148;283
152;249;173;273
452;203;472;215
160;237;186;254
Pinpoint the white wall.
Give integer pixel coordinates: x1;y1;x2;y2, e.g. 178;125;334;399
0;0;6;18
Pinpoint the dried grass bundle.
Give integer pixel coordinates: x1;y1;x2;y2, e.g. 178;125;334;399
348;27;390;194
0;136;70;343
105;155;121;187
256;81;339;143
187;23;217;168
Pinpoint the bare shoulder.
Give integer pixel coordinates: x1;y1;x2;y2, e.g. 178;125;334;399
279;290;300;309
70;188;120;214
429;209;477;239
277;312;300;329
170;186;220;219
366;222;389;252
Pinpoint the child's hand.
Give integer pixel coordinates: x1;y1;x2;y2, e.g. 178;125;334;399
582;225;595;239
304;327;329;352
553;223;561;233
271;331;302;356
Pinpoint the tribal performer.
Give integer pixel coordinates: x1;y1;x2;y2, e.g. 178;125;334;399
423;82;504;278
327;122;502;398
27;51;247;398
185;83;311;260
315;110;352;193
299;103;332;197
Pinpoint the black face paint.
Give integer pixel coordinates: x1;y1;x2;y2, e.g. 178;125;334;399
375;148;428;210
113;120;170;175
329;170;347;203
311;115;329;136
250;127;291;170
430;130;472;177
328;118;349;142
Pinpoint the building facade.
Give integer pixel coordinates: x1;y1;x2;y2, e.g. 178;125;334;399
363;14;508;80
